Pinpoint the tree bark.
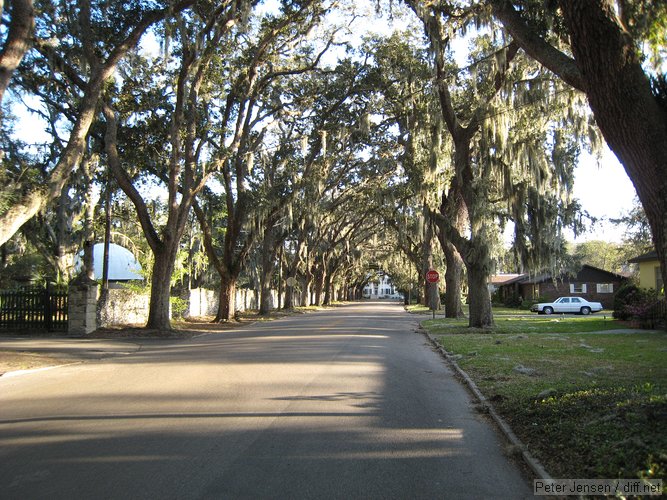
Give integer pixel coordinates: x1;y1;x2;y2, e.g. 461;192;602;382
323;271;334;305
259;226;286;315
259;238;275;316
259;283;273;315
436;182;467;319
0;0;33;106
284;282;295;309
217;276;237;322
442;240;465;318
301;271;313;306
467;263;494;328
313;266;325;306
146;247;177;330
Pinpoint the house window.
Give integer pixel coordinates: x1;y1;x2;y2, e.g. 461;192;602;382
656;266;664;293
596;283;614;294
569;283;587;294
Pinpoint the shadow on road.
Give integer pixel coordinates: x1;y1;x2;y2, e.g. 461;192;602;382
1;302;532;499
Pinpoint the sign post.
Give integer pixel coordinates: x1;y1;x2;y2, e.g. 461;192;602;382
425;269;440;319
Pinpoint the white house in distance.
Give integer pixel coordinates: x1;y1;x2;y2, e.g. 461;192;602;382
363;272;400;299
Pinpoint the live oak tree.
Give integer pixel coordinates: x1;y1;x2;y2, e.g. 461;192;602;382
408;3;590;327
192;0;335;322
108;0;279;329
489;0;667;301
0;0;196;246
358;33;456;312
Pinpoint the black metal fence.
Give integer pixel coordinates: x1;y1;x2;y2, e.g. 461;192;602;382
647;298;667;330
0;285;68;332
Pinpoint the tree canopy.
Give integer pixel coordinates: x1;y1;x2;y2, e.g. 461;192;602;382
0;0;662;329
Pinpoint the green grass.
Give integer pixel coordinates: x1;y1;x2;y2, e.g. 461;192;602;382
423;314;667;481
405;304;433;314
424;314;625;335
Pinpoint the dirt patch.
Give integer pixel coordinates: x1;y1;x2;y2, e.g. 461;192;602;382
86;316;252;339
0;350;80;376
86;327;196;339
0;309;312;376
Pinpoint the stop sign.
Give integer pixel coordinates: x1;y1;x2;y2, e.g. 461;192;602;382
425;269;440;283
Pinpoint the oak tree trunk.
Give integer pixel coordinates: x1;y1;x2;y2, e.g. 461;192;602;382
443;241;465;318
259;283;273;316
284;283;295;309
146;249;176;330
313;269;325;306
467;263;494;328
323;273;333;305
216;277;237;322
0;0;34;106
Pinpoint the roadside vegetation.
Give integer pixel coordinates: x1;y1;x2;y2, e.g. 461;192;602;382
419;309;667;481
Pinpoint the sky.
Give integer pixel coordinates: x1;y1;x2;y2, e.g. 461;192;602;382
572;147;637;242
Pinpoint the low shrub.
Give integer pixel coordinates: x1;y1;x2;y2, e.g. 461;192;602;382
613;285;651;320
170;296;188;319
503;294;523;308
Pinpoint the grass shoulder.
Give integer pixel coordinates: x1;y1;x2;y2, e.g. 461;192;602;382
421;312;667;481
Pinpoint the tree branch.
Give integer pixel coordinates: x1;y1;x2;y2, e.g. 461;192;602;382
491;0;584;90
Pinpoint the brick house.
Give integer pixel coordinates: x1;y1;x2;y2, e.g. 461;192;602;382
492;265;628;309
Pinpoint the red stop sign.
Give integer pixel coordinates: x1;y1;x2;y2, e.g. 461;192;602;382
425;269;440;283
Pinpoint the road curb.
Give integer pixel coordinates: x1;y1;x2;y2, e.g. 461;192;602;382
417;326;553;483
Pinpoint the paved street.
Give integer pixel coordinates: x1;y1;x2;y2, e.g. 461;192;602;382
0;302;532;499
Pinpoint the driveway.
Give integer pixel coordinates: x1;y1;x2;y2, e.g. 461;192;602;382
0;302;532;499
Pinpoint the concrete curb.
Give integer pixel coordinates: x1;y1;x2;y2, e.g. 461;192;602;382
418;327;553;483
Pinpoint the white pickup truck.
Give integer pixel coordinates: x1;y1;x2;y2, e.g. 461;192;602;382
530;296;604;315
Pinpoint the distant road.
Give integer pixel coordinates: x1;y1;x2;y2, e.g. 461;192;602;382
0;302;531;499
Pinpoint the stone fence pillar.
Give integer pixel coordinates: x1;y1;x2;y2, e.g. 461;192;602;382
68;276;99;335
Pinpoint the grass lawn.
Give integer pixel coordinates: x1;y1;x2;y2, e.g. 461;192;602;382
422;312;667;481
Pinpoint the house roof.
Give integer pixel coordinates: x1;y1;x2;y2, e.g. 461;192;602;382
628;250;658;263
489;274;527;285
492;264;627;286
576;264;628;281
517;273;552;284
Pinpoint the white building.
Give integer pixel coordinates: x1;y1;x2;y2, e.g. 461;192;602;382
76;243;143;283
363;272;399;299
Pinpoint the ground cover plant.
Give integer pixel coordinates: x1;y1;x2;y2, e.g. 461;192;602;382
422;313;667;482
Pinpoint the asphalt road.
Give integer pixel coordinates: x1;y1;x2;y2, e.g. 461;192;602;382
0;302;532;499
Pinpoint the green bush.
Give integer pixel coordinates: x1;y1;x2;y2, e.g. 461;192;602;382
170;296;188;319
503;294;523;308
613;284;651;320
